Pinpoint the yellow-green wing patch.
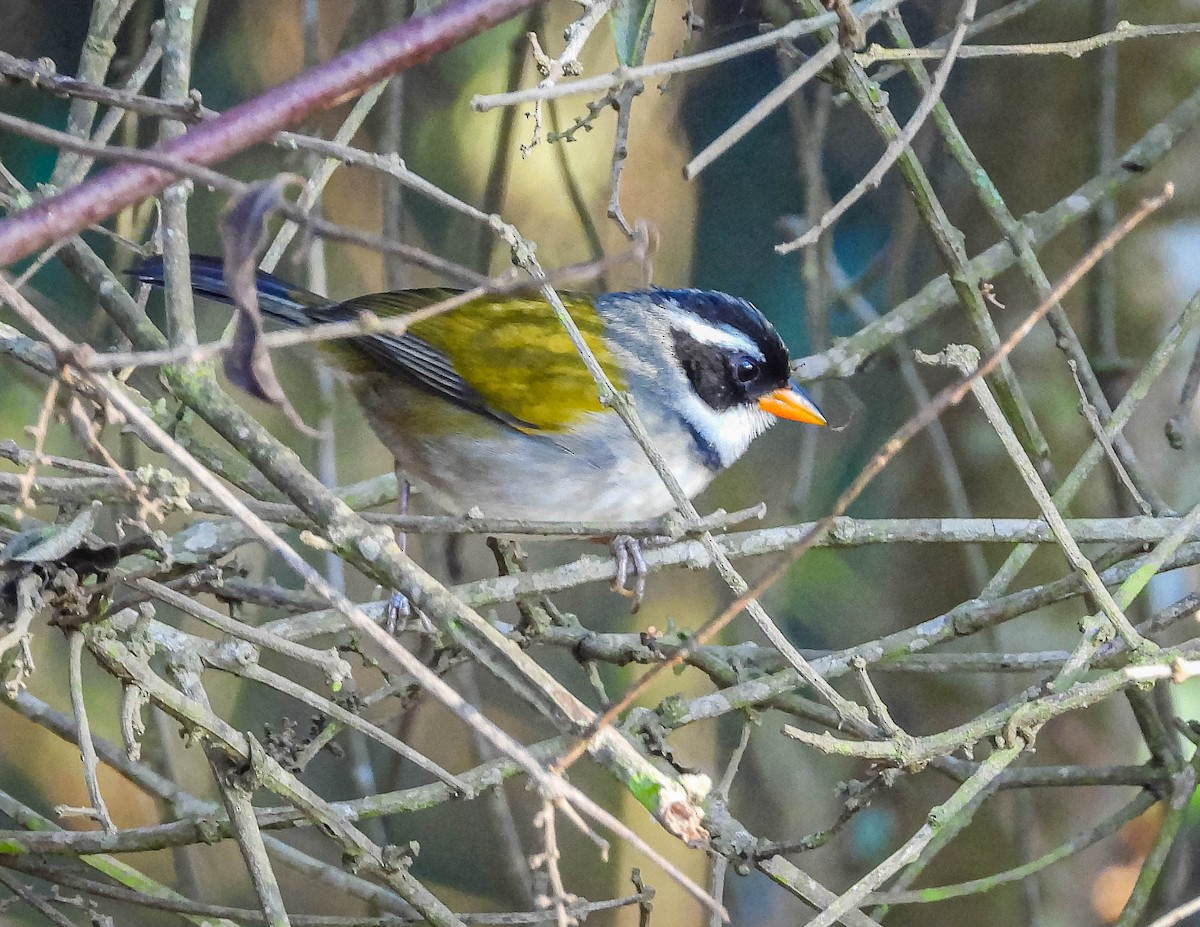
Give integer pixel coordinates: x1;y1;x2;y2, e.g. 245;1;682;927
316;290;625;433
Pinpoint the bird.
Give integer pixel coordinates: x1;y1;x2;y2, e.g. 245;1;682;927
133;255;825;601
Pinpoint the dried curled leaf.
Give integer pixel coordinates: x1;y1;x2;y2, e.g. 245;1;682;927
2;504;98;563
1;503;157;624
218;174;317;436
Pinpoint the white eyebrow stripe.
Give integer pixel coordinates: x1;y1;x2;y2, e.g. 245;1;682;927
669;310;762;357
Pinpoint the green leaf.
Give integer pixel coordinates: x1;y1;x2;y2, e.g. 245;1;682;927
610;0;657;67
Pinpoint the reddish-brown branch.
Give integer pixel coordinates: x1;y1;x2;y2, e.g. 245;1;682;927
0;0;542;267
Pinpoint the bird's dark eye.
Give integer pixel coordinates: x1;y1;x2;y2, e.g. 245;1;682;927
735;358;760;383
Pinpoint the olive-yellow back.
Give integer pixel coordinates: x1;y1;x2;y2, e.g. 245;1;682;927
322;289;627;433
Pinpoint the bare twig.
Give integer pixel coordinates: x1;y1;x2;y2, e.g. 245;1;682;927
854;21;1200;65
66;632;116;833
0;0;545;265
472;0;905;111
776;1;974;252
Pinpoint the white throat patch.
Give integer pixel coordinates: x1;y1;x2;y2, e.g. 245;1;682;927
680;393;776;468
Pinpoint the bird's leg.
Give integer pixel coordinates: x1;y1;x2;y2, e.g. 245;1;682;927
385;470;412;634
610;534;649;612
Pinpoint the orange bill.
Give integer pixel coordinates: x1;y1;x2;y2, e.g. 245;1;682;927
758;386;826;425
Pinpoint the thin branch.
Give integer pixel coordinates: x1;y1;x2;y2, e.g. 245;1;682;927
618;183;1172;736
921;346;1144;651
793;85;1200;384
0;0;545;265
984;286;1200;597
0;46;196;123
0;274;727;920
684;42;839;181
67;631;116;833
854;21;1200;65
866;789;1157;905
471;0;905;111
805;740;1027;927
879;8;1168;517
775;0;973;252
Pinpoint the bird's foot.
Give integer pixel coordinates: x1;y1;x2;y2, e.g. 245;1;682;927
385;590;440;639
611;534;650;612
385;591;411;635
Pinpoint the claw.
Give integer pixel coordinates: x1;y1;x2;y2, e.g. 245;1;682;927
385;591;411;635
610;534;649;612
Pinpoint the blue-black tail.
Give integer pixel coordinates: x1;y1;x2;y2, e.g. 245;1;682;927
131;254;323;326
